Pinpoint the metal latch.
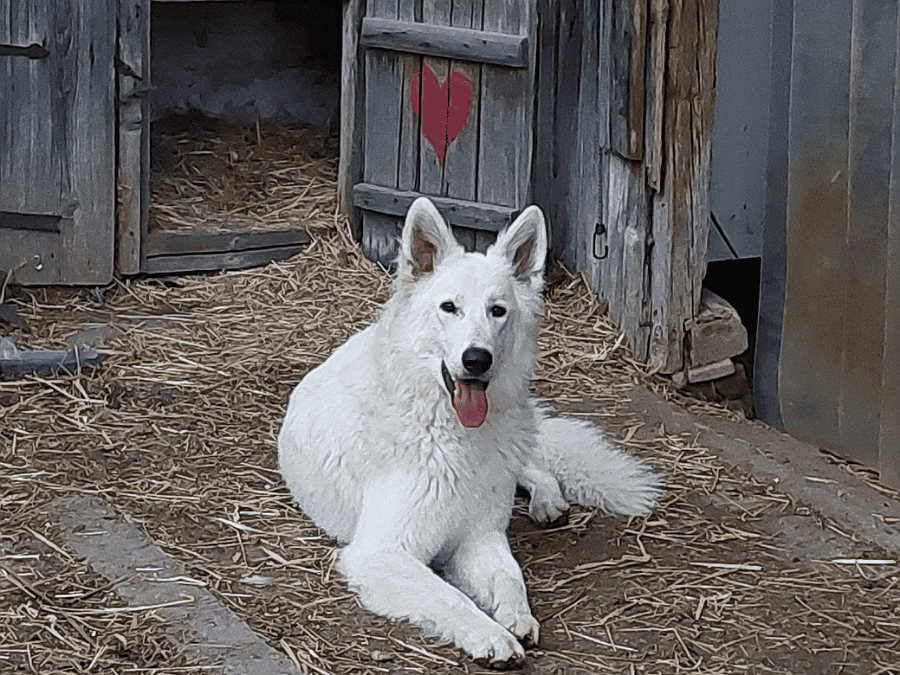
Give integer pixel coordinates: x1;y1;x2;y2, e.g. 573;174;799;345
593;222;608;259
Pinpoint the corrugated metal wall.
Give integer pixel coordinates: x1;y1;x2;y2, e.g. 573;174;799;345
754;0;900;486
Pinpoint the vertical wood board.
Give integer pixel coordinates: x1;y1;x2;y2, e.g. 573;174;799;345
477;0;533;208
116;0;149;275
610;0;647;160
338;0;365;237
0;0;115;285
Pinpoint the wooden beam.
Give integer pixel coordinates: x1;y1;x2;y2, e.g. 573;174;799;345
142;229;310;274
338;0;365;236
352;183;517;232
360;17;529;68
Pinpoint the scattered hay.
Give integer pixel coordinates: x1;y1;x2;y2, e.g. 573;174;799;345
150;119;336;234
3;143;900;673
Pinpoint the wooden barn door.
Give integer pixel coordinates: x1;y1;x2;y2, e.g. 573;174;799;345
0;0;116;285
351;0;536;266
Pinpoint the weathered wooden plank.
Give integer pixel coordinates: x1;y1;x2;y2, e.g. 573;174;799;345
572;0;603;291
552;0;584;269
4;0;53;215
62;0;116;284
689;0;716;292
116;0;148;275
419;0;452;198
879;11;900;489
396;0;421;193
143;229;310;258
361;0;404;266
0;0;115;285
838;0;897;467
142;245;308;275
352;182;516;230
644;0;668;192
644;0;717;374
360;16;529;68
647;192;673;371
531;0;558;256
442;0;482;208
778;0;853;450
338;0;365;236
596;0;616;304
603;153;650;357
0;227;64;282
610;0;647;161
478;0;534;209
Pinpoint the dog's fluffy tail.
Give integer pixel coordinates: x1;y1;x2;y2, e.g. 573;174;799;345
536;412;661;516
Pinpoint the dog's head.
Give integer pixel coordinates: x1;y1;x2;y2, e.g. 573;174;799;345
394;197;547;428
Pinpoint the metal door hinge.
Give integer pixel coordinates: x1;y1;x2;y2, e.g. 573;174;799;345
0;43;50;59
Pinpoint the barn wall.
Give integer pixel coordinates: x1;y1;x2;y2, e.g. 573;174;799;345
533;0;719;375
754;0;900;486
150;1;341;126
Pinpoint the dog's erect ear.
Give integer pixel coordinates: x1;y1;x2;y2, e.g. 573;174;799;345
492;205;547;280
400;197;461;277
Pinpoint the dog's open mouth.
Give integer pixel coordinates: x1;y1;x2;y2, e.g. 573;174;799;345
441;361;488;428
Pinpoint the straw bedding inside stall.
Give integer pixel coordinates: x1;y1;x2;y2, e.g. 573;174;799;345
150;118;336;234
2;148;900;673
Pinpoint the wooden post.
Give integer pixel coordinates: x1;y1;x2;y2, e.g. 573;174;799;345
338;0;365;239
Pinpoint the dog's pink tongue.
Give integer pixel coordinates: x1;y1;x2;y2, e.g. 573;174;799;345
454;380;488;428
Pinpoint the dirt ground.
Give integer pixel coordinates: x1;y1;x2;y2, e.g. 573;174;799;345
2;205;900;675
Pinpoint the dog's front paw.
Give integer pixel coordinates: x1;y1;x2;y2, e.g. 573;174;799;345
468;627;526;670
528;485;569;527
497;611;540;647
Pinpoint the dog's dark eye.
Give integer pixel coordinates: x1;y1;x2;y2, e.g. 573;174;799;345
440;301;457;314
490;305;507;318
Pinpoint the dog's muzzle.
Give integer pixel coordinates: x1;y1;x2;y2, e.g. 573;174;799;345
441;359;489;428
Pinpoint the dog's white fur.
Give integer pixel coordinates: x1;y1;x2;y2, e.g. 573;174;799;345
278;197;660;668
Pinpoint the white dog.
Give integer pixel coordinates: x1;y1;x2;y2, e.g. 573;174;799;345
278;198;660;668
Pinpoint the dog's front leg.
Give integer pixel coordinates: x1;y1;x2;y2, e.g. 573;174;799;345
338;479;525;669
441;530;540;648
340;543;525;668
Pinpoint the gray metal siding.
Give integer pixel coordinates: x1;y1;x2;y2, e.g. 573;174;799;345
753;0;900;483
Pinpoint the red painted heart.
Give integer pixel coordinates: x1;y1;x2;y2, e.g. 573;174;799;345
410;65;472;164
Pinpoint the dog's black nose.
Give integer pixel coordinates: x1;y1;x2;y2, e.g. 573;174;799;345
462;347;492;376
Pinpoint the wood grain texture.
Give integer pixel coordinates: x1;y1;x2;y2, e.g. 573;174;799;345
360;16;529;68
419;0;452;203
572;0;602;287
396;0;420;194
116;0;148;275
338;0;365;235
610;0;647;160
361;0;404;266
0;0;115;285
352;182;516;230
478;0;534;209
645;0;668;192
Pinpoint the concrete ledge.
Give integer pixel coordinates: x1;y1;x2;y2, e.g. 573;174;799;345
53;495;300;675
625;385;900;555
